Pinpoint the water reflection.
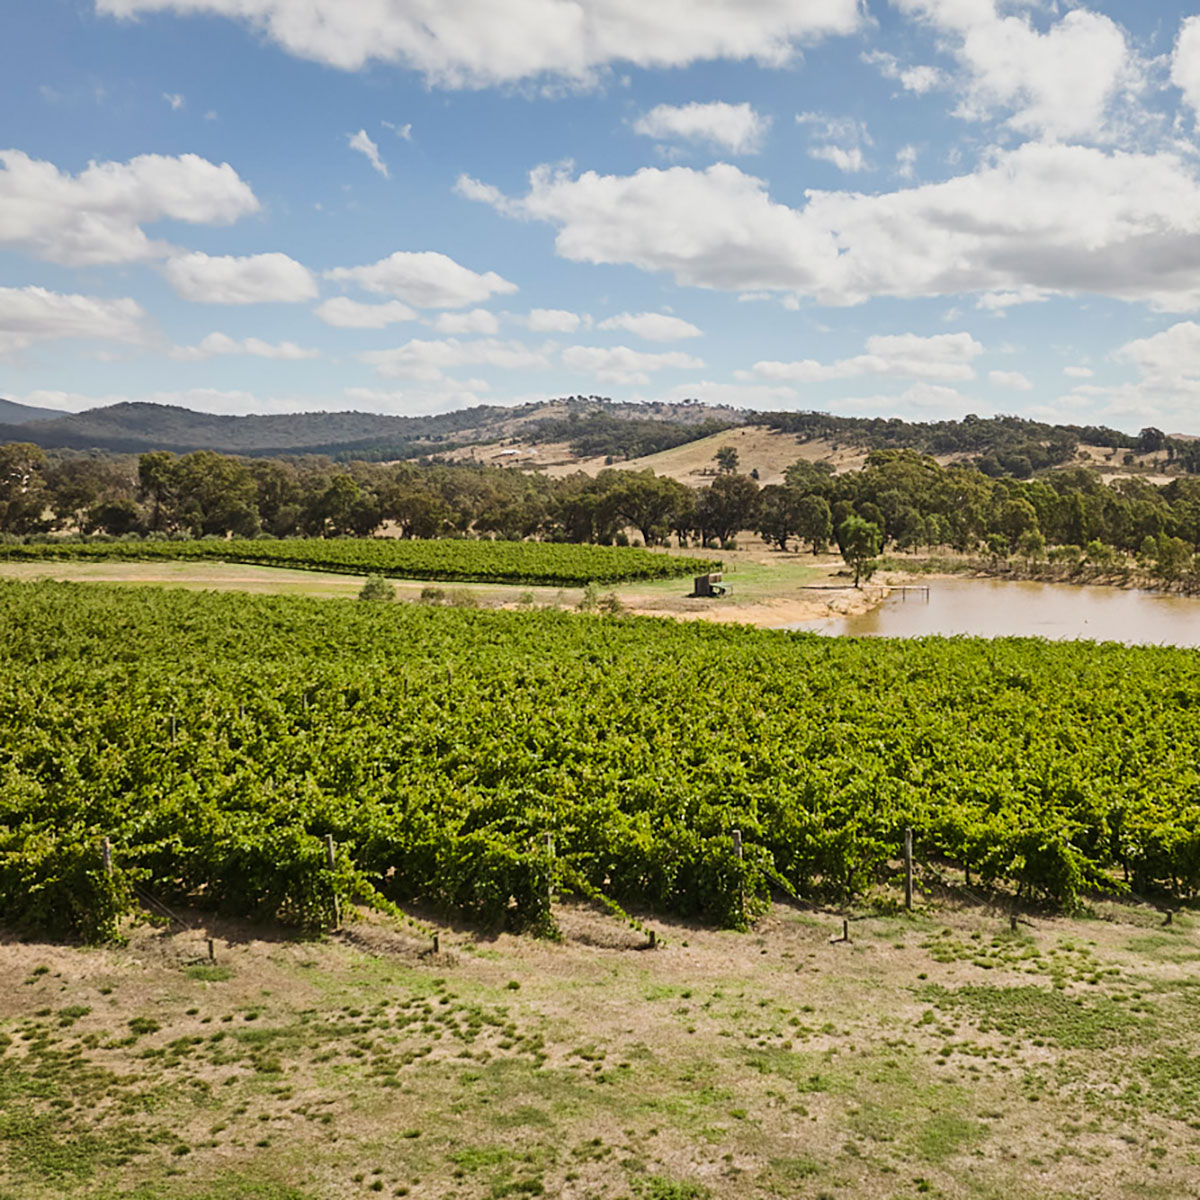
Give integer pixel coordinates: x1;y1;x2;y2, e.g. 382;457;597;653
796;578;1200;648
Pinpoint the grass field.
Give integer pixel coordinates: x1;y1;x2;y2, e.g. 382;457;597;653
3;895;1199;1200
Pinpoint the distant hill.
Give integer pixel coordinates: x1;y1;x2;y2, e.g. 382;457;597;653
0;397;69;425
13;396;747;457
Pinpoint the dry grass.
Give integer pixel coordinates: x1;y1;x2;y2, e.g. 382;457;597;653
3;891;1199;1200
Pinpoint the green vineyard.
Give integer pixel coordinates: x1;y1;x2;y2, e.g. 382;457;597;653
4;580;1200;941
0;537;717;587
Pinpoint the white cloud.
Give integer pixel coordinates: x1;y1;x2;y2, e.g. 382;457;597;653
976;288;1050;312
861;50;946;95
0;286;146;360
381;120;413;140
1172;16;1200;119
748;332;983;384
313;297;417;328
896;144;919;179
989;369;1033;391
170;331;319;360
165;251;318;304
342;381;493;416
97;0;863;85
163;91;185;109
835;381;978;421
524;307;582;332
893;0;1140;141
562;344;704;386
0;148;258;266
1064;365;1094;379
326;250;517;308
432;308;500;334
361;337;551;381
632;102;770;155
597;311;702;341
652;379;800;408
1114;322;1200;390
796;112;872;173
348;129;389;178
462;144;1200;311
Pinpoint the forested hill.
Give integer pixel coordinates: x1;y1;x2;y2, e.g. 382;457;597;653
0;397;68;425
758;411;1190;476
10;396;744;457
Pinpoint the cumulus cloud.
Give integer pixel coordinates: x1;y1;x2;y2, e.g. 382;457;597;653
96;0;863;86
170;331;319;360
893;0;1140;140
313;297;417;328
562;344;704;386
747;332;983;384
348;129;389;177
326;250;517;309
633;102;770;155
1172;16;1200;119
989;369;1033;391
0;286;146;359
432;308;501;335
0;148;258;266
165;251;318;303
1057;321;1200;426
597;311;702;341
461;145;1200;311
524;307;582;332
796;112;872;173
163;91;185;109
862;50;945;95
361;337;551;380
1064;365;1094;379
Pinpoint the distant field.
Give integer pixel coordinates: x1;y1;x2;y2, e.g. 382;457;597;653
0;537;717;587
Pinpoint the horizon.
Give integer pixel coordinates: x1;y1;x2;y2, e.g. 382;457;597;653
4;2;1200;429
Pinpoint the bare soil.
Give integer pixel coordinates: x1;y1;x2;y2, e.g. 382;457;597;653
4;888;1199;1200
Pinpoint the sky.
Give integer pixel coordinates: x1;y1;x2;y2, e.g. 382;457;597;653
5;1;1200;431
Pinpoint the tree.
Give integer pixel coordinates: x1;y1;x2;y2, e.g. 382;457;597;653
696;474;760;545
837;516;881;587
0;442;48;534
756;484;802;551
714;446;740;475
358;574;396;602
997;497;1039;552
608;471;689;545
796;494;833;554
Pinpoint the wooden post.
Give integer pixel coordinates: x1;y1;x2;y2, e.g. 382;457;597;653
325;835;340;930
964;860;971;888
904;827;913;911
207;937;215;962
101;837;112;875
843;919;850;942
732;829;743;859
433;933;440;954
648;930;657;949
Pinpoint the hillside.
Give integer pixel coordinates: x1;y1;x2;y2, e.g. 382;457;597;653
12;396;746;456
0;397;68;425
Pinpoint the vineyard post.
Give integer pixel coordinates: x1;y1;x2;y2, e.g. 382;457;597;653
325;835;340;930
904;827;913;911
732;829;744;924
545;833;555;909
101;837;112;875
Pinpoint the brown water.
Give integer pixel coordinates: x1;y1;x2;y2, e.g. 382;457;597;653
798;578;1200;647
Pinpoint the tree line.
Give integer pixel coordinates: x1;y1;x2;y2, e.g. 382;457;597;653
8;439;1200;578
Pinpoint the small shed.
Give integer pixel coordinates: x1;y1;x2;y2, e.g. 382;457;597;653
692;572;726;598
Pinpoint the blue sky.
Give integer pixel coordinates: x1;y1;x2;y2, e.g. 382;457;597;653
5;1;1200;431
